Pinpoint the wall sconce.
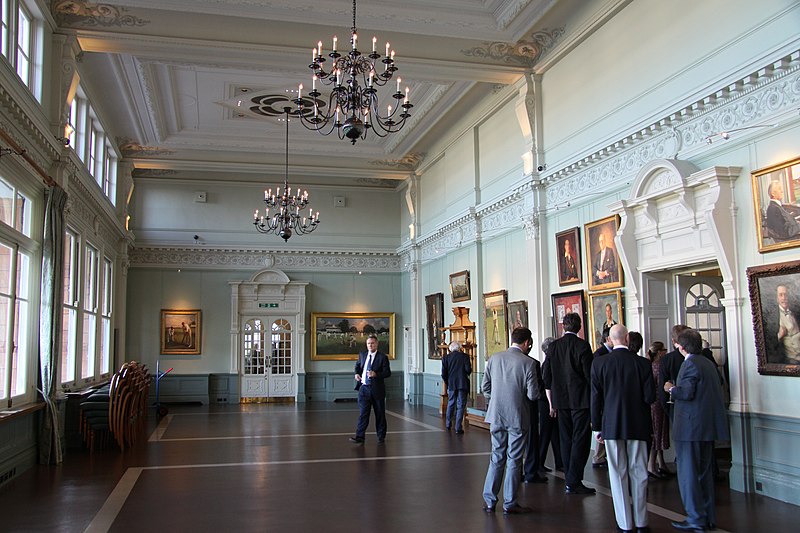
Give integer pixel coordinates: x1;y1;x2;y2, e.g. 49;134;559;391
56;136;70;146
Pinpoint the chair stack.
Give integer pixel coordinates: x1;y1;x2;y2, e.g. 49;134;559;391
78;361;150;451
109;361;150;450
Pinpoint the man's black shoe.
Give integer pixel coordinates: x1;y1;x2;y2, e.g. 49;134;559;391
524;474;548;484
565;484;596;495
503;504;533;515
671;520;705;531
636;527;651;533
482;505;495;514
348;436;364;443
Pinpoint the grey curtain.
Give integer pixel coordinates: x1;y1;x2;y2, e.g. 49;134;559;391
38;185;67;465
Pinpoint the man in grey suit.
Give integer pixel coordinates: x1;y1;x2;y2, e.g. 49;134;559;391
664;328;729;532
442;341;472;433
482;327;541;515
592;325;655;533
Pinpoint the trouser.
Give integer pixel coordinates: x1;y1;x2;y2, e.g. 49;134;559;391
445;388;467;431
538;399;563;469
355;385;387;439
483;426;527;509
523;399;542;479
558;407;591;486
606;439;649;530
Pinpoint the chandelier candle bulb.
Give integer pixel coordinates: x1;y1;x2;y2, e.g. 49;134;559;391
298;84;302;99
312;75;317;91
405;87;409;103
396;77;401;92
317;41;322;56
386;42;390;56
372;36;376;52
333;36;337;52
352;33;357;49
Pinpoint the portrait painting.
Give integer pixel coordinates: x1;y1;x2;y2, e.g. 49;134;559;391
751;156;800;253
425;293;445;360
311;312;396;361
556;227;582;286
747;260;800;376
507;300;528;338
550;290;587;340
450;270;471;302
161;309;201;355
585;215;624;291
588;290;623;350
482;290;508;359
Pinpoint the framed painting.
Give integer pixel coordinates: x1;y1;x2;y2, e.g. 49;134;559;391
585;215;624;291
482;290;508;359
425;293;445;359
747;260;800;376
507;300;528;338
550;290;587;340
751;156;800;253
161;309;202;355
588;290;624;350
449;270;471;302
556;227;582;286
311;312;396;361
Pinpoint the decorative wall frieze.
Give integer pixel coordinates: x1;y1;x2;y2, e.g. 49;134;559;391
496;0;534;30
129;247;403;272
369;152;426;170
461;28;565;68
52;0;150;27
544;50;800;209
0;85;62;178
118;139;175;157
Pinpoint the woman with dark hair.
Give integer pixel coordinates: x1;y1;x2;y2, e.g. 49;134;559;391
646;341;672;479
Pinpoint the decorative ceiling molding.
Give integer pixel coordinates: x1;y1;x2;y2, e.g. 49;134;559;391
52;0;151;27
129;247;403;272
461;27;565;68
118;138;175;157
369;153;426;170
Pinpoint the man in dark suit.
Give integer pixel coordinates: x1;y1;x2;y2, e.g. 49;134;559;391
592;233;618;285
482;327;541;515
349;334;392;444
538;337;564;473
664;328;730;532
542;312;595;495
441;340;472;433
522;339;548;484
658;324;690;423
591;330;612;469
765;180;800;241
592;325;655;533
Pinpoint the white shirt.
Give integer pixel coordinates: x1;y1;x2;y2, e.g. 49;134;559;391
362;353;375;383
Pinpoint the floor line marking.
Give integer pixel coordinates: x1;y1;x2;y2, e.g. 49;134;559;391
386;409;443;431
154;429;439;442
148;414;173;442
547;470;731;532
83;467;142;533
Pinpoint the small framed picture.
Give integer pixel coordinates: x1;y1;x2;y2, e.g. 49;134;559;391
482;290;508;359
550;290;587;340
585;215;624;291
507;300;529;338
588;290;623;350
450;270;471;302
750;156;800;253
425;293;445;360
555;227;582;286
161;309;202;355
747;259;800;376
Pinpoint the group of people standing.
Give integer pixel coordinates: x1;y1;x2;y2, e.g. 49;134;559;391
346;318;729;533
480;315;729;533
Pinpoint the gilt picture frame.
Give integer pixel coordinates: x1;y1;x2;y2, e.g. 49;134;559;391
161;309;202;355
556;227;582;286
450;270;471;302
482;290;508;359
311;312;396;361
585;215;624;291
751;156;800;254
550;290;587;340
588;290;624;350
425;293;445;360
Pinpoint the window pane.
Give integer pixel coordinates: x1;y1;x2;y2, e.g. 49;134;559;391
102;257;112;315
16;7;31;86
0;296;8;398
0;179;14;228
100;317;111;374
16;251;29;299
63;232;76;305
84;245;98;311
61;307;76;384
1;0;9;58
13;300;28;395
81;313;96;379
0;243;11;295
15;191;29;236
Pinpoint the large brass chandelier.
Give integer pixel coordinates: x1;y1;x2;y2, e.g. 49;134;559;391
253;107;320;242
294;0;413;144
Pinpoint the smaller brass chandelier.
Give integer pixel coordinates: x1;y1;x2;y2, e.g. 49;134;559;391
253;106;320;242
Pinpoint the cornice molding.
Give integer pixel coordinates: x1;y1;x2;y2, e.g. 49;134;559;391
129;247;403;272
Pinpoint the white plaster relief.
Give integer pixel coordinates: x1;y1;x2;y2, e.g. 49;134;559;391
643;169;681;196
129;247;402;271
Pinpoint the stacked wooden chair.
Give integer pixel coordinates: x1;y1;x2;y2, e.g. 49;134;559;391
79;361;150;451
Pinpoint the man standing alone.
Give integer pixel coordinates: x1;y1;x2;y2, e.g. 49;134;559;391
482;327;541;515
543;312;595;495
592;325;655;533
349;334;391;444
442;341;472;434
664;328;729;532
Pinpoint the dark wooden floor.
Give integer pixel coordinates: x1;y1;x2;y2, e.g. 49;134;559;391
0;401;796;532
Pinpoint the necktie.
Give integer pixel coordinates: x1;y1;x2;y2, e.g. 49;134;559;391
364;354;373;385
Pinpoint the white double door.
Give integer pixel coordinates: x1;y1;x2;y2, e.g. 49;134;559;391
240;316;295;401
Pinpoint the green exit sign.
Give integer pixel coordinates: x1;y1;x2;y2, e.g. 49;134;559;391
258;303;279;308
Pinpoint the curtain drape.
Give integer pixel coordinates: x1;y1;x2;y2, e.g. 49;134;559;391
38;185;67;465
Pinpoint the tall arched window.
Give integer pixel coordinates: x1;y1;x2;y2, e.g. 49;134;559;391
684;282;725;357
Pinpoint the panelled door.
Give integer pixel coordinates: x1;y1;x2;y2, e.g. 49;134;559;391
240;316;295;401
